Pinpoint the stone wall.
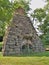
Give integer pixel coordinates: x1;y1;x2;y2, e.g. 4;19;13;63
2;11;45;56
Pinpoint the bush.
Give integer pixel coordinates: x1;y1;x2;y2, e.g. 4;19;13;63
0;47;2;51
0;42;3;52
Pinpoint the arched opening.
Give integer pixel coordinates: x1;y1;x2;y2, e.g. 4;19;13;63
22;44;33;54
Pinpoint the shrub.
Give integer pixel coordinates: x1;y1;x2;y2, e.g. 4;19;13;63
0;42;3;52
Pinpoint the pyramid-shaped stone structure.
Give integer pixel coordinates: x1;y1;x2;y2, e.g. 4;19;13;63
2;7;45;56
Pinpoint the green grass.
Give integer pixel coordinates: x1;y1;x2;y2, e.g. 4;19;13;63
0;52;49;65
0;42;49;65
0;56;49;65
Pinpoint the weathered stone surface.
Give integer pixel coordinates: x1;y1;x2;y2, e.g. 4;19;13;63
2;8;45;56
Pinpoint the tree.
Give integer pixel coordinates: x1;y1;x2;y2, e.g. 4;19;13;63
31;0;49;45
13;0;30;12
0;0;30;36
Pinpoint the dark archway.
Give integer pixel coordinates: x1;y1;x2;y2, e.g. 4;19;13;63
22;44;33;54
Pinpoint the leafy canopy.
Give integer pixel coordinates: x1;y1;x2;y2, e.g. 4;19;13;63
0;0;30;36
31;0;49;45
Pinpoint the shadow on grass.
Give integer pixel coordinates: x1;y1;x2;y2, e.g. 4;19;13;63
0;51;49;57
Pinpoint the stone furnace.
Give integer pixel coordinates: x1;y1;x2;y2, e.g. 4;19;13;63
2;7;45;56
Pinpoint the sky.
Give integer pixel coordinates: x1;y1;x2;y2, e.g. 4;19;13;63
30;0;46;11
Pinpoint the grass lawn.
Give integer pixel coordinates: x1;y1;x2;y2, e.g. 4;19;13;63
0;52;49;65
0;42;49;65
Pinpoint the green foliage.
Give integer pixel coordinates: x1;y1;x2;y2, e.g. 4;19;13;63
31;8;46;21
0;0;30;36
13;0;30;12
0;0;12;21
0;0;13;36
0;42;3;47
0;42;3;51
31;1;49;45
